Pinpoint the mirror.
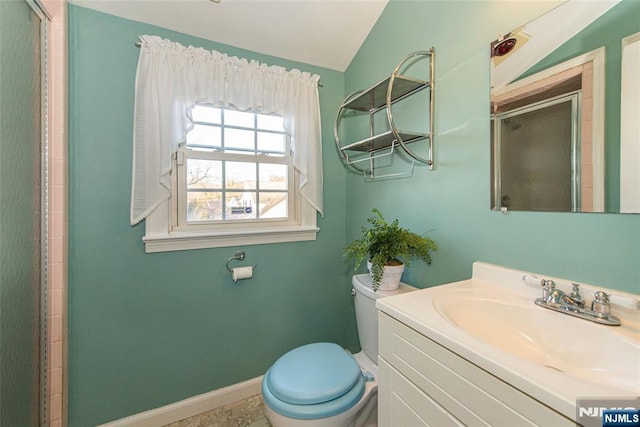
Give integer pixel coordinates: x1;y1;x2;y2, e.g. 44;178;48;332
490;0;640;213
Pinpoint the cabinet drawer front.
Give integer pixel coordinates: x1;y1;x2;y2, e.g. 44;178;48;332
379;312;572;427
379;358;464;427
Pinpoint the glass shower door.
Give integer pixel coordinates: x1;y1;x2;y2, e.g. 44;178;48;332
493;94;580;212
0;0;48;425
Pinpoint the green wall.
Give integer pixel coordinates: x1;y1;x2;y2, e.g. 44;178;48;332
344;0;639;292
521;0;640;212
68;5;349;426
0;0;41;425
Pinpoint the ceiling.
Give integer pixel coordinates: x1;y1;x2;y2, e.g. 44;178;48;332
70;0;389;72
491;0;620;91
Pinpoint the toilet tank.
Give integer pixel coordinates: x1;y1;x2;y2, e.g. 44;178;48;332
352;274;416;363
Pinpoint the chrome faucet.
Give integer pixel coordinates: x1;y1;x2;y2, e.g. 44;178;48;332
564;283;585;308
540;281;583;308
534;279;620;326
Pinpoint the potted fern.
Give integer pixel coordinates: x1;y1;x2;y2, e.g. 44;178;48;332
344;208;437;291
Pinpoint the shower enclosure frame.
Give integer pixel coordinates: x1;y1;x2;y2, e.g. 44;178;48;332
24;0;51;424
492;91;581;212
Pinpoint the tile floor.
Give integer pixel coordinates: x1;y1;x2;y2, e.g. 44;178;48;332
165;394;271;427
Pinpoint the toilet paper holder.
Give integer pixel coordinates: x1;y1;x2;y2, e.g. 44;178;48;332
225;250;257;273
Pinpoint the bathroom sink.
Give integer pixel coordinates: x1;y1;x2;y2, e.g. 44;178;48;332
376;262;640;421
433;292;640;393
376;263;640;423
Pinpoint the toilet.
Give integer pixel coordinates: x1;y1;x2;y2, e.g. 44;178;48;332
262;274;416;426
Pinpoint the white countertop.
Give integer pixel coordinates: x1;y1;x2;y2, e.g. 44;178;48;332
376;262;640;421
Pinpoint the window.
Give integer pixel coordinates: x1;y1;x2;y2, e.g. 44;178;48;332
177;105;294;226
132;36;322;252
142;105;318;252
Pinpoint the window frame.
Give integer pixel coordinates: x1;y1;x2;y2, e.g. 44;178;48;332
175;150;296;229
142;107;319;253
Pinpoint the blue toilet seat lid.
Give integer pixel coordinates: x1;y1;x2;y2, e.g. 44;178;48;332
262;369;365;420
266;342;362;405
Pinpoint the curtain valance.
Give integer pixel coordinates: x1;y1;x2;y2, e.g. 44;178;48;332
131;35;323;225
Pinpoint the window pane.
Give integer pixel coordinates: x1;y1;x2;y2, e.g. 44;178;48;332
187;124;221;148
259;163;288;190
187;191;223;221
226;161;256;189
259;193;288;219
179;107;294;227
187;159;222;189
257;131;286;154
225;109;254;128
191;105;221;124
224;128;254;151
257;114;284;131
226;191;256;219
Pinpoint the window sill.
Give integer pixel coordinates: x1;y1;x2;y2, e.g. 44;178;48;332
143;225;319;253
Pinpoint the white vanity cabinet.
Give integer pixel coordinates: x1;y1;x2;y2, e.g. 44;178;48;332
377;312;573;426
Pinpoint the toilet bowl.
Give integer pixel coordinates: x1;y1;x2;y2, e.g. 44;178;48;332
262;274;416;427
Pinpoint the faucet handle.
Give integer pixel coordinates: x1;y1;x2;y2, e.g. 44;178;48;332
570;283;580;296
541;279;555;289
591;291;611;316
541;279;555;299
565;283;585;308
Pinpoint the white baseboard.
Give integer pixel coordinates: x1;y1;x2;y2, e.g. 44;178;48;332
99;376;264;427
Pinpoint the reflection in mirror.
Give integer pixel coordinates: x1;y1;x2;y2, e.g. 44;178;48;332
620;32;640;213
494;94;578;212
490;0;640;213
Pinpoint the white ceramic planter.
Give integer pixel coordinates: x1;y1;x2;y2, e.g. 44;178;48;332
367;260;405;291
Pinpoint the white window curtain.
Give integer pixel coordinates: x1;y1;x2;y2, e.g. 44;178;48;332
130;35;323;225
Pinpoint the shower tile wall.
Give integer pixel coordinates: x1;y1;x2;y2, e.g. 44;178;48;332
43;0;67;425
